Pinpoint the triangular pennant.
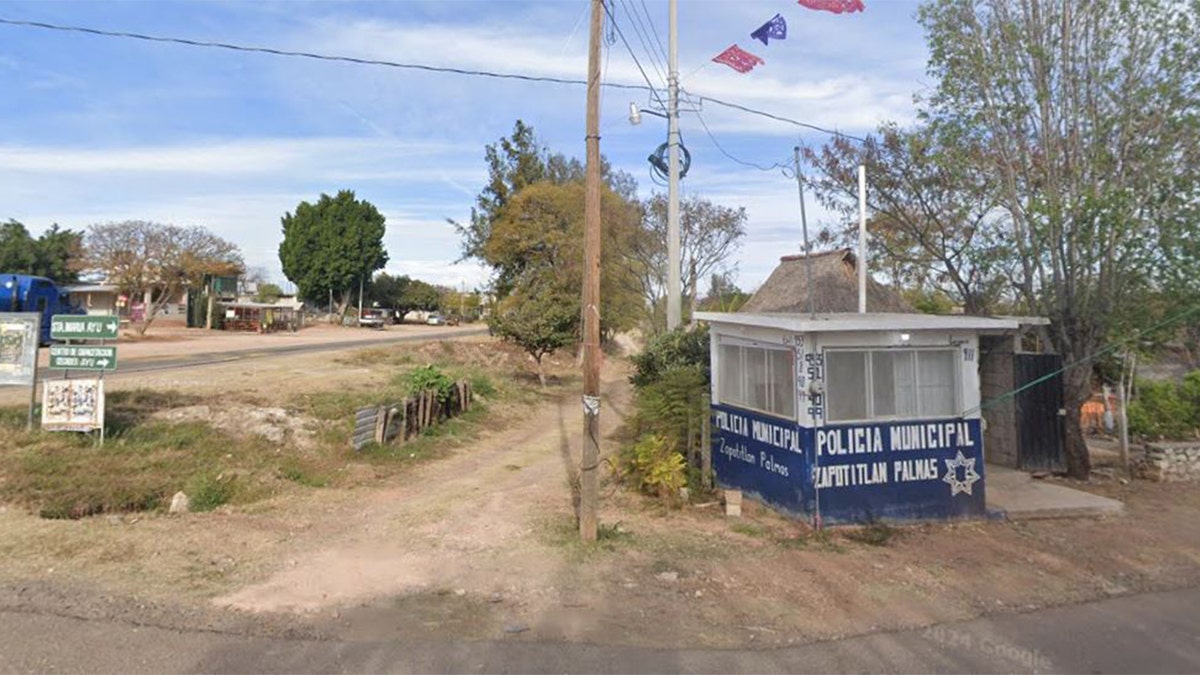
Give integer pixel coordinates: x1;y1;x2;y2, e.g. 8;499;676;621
797;0;866;14
751;13;788;45
712;44;765;74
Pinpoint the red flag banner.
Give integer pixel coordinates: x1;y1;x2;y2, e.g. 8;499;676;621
797;0;865;14
712;44;765;74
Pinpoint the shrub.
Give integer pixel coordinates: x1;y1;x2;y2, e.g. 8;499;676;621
622;434;686;502
402;364;456;402
1127;373;1200;440
629;324;710;389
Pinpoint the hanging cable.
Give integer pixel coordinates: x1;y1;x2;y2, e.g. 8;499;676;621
0;15;863;142
695;110;794;173
598;1;669;111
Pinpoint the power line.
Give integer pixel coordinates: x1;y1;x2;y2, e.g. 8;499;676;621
0;15;863;142
638;0;669;67
694;94;868;143
598;2;669;112
0;16;652;91
694;110;793;173
616;0;667;87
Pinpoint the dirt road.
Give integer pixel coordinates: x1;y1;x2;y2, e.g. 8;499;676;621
2;336;1200;651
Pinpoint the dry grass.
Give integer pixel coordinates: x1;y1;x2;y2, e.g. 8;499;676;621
0;339;577;520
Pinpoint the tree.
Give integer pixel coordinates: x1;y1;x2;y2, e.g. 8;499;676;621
82;221;243;334
367;273;440;316
804;124;1009;315
630;194;747;332
488;272;578;387
698;272;751;313
0;220;83;282
452;119;643;298
254;283;284;304
0;220;36;273
483;179;644;338
279;190;388;315
917;0;1200;478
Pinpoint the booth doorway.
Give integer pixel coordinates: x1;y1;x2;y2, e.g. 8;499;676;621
1014;353;1066;472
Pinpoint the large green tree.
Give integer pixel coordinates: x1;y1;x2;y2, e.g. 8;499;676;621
0;220;83;282
452;120;644;299
83;221;243;334
914;0;1200;477
484;179;644;338
279;190;388;315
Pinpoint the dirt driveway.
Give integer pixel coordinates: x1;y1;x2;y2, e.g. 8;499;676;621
1;339;1199;650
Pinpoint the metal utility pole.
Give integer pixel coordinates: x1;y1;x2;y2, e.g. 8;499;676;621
794;146;815;319
666;0;682;330
579;0;603;543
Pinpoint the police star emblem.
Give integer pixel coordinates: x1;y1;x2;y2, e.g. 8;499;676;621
943;450;980;496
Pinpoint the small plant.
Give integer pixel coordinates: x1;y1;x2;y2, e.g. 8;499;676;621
624;434;686;502
844;521;896;547
730;521;766;538
402;364;456;402
186;474;235;512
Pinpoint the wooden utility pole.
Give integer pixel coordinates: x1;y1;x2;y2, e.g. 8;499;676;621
579;0;603;543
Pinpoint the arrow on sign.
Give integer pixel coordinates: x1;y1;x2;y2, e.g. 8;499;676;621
96;359;111;367
106;321;118;333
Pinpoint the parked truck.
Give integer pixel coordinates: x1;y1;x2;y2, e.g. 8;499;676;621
0;274;83;344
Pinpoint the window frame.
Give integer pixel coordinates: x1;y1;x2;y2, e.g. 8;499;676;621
824;347;961;424
717;338;796;420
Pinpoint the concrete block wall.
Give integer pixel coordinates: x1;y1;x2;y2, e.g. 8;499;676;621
979;341;1017;468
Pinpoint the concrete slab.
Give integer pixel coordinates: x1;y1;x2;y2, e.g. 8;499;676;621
986;465;1125;520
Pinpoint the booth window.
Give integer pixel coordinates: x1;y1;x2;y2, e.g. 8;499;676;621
718;342;795;418
826;348;958;422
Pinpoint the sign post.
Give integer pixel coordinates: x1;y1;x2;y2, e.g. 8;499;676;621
48;345;117;371
49;315;119;341
46;314;117;443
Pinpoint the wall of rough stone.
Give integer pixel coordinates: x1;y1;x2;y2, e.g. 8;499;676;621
1136;442;1200;482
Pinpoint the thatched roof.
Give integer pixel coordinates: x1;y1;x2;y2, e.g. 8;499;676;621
740;248;914;314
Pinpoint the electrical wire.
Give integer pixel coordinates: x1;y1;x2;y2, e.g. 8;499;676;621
0;16;652;91
638;0;669;67
616;0;667;87
694;93;867;143
0;15;862;142
695;110;794;173
598;2;669;112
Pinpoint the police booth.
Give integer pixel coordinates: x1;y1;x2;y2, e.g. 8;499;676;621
696;311;1019;524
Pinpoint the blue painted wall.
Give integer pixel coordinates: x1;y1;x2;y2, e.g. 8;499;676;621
712;403;986;524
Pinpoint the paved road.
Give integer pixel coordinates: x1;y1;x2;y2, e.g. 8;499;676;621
1;586;1197;673
0;327;488;389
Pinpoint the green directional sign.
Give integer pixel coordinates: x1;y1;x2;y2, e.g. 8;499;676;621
50;314;119;340
48;345;118;371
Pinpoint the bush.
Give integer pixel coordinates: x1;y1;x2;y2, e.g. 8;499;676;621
1128;372;1200;440
402;364;456;402
629;324;710;389
621;434;686;502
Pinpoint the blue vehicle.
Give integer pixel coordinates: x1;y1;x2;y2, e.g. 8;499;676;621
0;274;83;344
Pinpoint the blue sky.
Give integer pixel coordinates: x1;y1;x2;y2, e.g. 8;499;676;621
0;0;930;292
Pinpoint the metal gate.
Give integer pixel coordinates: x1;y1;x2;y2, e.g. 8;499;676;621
1014;353;1066;472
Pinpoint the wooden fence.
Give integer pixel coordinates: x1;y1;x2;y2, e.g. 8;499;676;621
352;380;474;450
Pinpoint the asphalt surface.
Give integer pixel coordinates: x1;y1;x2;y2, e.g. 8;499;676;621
1;586;1197;673
5;326;488;386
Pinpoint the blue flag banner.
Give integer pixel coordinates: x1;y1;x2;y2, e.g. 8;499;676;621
750;13;788;45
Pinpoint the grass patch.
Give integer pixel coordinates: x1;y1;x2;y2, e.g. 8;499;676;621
0;337;575;519
843;521;897;547
540;516;635;559
730;521;768;538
